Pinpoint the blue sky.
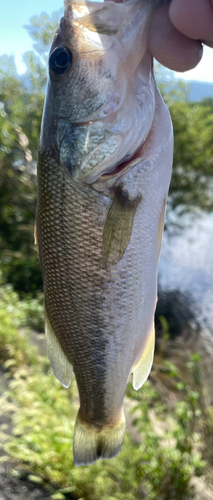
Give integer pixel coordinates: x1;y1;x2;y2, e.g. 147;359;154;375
0;0;62;72
0;0;212;82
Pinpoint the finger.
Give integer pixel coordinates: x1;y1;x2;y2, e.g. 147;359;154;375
148;4;203;72
170;0;213;46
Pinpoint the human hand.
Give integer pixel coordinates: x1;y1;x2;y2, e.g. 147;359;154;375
148;0;213;71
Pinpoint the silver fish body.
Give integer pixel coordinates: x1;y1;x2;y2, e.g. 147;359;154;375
37;0;173;466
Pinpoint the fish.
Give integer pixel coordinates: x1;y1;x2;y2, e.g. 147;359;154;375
36;0;173;466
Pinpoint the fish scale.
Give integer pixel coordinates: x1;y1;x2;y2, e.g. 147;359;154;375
38;151;111;409
38;146;147;417
39;145;152;404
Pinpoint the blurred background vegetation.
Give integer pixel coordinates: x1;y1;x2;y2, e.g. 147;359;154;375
0;9;213;500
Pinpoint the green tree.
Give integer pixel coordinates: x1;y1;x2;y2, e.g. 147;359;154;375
156;63;213;218
0;12;213;294
0;89;41;293
0;10;62;294
170;98;213;214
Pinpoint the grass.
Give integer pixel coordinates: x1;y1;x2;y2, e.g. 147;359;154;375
0;284;210;500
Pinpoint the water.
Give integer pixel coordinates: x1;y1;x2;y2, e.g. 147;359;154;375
159;213;213;349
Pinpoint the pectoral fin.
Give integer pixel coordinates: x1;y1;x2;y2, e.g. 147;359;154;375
45;308;73;388
132;323;155;390
102;186;141;268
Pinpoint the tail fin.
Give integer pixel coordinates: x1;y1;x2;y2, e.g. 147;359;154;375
73;410;126;466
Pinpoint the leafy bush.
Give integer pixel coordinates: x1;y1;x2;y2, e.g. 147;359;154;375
0;284;38;366
18;292;44;332
0;285;208;500
1;280;43;332
1;370;205;500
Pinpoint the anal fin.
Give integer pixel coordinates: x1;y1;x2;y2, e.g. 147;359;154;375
45;308;73;388
132;323;155;390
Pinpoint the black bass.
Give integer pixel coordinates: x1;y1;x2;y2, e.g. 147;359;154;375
36;0;173;466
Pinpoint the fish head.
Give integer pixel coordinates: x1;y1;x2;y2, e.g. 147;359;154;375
40;0;157;183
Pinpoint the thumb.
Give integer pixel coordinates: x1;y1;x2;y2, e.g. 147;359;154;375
169;0;213;47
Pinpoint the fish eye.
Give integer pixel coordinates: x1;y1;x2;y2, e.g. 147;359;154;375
49;46;73;75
